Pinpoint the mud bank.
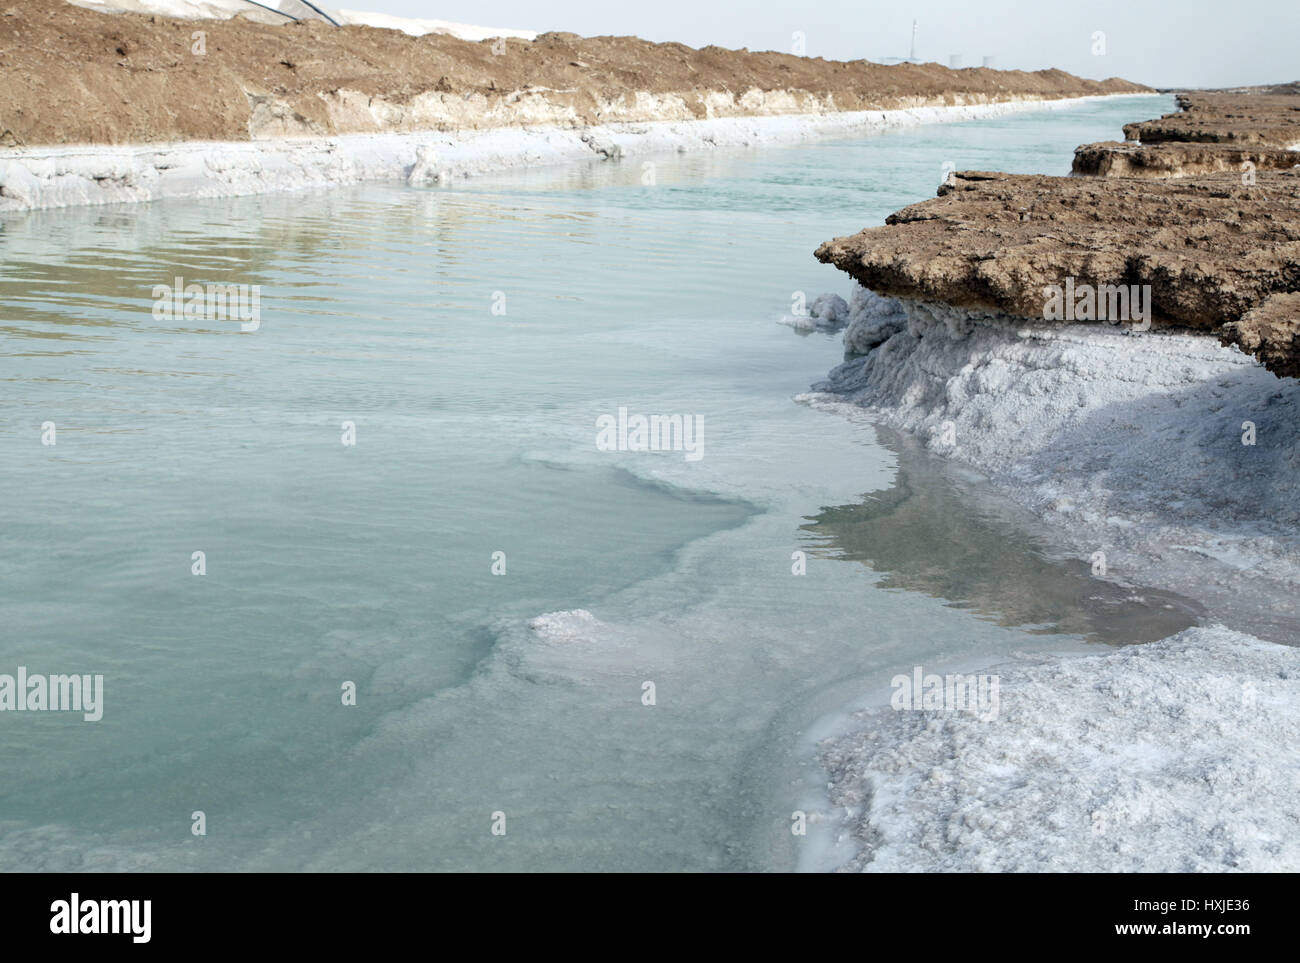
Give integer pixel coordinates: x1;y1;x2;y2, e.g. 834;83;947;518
0;96;1140;213
815;167;1300;378
1073;92;1300;177
816;87;1300;378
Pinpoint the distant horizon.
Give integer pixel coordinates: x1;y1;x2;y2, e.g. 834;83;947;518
355;0;1297;90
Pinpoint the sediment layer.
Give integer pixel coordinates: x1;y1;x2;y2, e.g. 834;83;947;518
817;92;1300;378
805;289;1300;634
1073;92;1300;177
0;0;1147;146
1125;92;1300;147
1071;139;1298;177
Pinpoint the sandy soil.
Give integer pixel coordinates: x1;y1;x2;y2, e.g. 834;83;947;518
0;0;1147;146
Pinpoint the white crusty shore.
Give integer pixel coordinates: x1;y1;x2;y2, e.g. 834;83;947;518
800;285;1300;639
798;285;1300;872
818;626;1300;872
0;95;1145;213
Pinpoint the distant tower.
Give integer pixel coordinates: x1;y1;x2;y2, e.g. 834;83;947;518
983;55;995;68
949;54;962;69
882;19;921;63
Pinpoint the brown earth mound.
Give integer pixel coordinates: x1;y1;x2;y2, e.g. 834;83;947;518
819;89;1300;378
1072;91;1300;178
815;168;1300;377
0;0;1148;146
1125;93;1300;147
1072;140;1298;177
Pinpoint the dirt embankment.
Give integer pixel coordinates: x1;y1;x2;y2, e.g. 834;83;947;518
1127;92;1300;146
0;0;1148;146
816;90;1300;379
1073;92;1300;176
816;168;1300;377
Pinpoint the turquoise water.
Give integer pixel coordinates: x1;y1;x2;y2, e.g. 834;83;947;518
0;96;1180;871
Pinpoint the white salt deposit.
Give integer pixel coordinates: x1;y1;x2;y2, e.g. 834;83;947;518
0;96;1143;214
817;625;1300;872
801;284;1300;872
802;286;1300;638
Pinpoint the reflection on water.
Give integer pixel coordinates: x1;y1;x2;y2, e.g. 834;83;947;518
802;428;1202;645
0;96;1183;871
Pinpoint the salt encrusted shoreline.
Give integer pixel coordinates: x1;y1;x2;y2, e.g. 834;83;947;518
805;86;1300;633
817;626;1300;873
800;87;1300;868
799;287;1300;644
0;95;1150;213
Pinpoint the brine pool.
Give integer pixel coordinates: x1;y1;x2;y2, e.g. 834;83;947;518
0;95;1191;871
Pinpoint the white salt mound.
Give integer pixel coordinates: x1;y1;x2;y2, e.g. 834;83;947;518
822;626;1300;872
778;289;898;332
801;284;1300;633
802;283;1300;872
841;286;907;353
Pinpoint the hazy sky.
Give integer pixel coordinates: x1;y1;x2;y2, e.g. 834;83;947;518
359;0;1297;89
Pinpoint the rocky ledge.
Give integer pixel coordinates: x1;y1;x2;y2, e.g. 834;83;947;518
816;93;1300;378
1125;92;1300;147
1071;139;1298;177
1072;91;1300;177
